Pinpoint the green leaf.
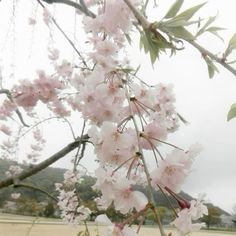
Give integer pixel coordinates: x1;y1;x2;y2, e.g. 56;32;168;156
125;33;132;45
229;33;236;46
166;26;195;40
206;26;225;32
196;15;217;37
227;103;236;121
77;231;85;236
120;68;134;73
225;33;236;57
227;59;236;65
134;65;141;75
204;57;219;79
206;27;225;41
175;2;206;21
164;0;184;19
177;113;189;125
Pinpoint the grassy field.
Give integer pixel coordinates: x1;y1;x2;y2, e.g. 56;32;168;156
0;213;236;236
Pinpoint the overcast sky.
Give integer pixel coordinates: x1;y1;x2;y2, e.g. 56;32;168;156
0;0;236;214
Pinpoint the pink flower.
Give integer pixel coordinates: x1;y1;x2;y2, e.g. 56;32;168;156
95;214;137;236
48;48;59;61
140;122;167;149
93;167;147;214
0;100;16;119
33;129;45;143
171;195;207;235
0;124;12;135
55;60;73;78
189;194;208;220
94;40;118;57
114;186;148;214
89;122;137;165
34;70;64;103
172;209;203;236
49;98;70;117
43;9;52;25
13;80;38;108
151;146;200;193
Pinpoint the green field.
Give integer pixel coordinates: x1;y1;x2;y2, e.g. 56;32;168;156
0;213;236;236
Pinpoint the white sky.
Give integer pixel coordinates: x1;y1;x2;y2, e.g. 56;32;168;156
0;0;236;214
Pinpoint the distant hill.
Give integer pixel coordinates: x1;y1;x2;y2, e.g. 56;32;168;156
0;159;230;216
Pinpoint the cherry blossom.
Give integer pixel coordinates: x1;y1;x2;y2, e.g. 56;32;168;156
172;208;204;236
5;165;23;177
151;145;201;193
95;214;137;236
0;124;12;135
93;166;147;214
189;194;208;220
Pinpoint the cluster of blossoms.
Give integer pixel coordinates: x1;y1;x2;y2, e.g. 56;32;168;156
0;0;208;235
93;166;148;214
5;165;23;178
25;129;46;163
55;170;91;224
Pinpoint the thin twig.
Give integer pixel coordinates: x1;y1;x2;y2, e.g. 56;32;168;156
187;40;236;77
37;0;89;68
124;84;166;236
41;0;95;18
0;89;29;127
20;116;76;140
14;182;58;202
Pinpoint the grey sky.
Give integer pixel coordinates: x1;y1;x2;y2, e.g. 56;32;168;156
0;0;236;214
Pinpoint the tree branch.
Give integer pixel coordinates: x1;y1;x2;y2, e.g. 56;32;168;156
123;0;150;29
123;0;236;78
0;134;89;189
41;0;96;18
186;40;236;77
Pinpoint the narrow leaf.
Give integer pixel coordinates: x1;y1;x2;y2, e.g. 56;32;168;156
125;33;132;45
77;231;85;236
225;33;236;57
164;0;184;19
227;59;236;65
175;2;206;21
227;103;236;121
196;15;217;37
167;26;195;40
177;113;189;125
229;33;236;46
207;27;225;41
204;57;219;79
134;65;141;75
164;18;202;28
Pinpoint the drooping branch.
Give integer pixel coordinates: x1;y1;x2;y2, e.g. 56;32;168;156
37;0;89;68
0;134;89;189
14;182;58;202
0;89;29;127
41;0;96;18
